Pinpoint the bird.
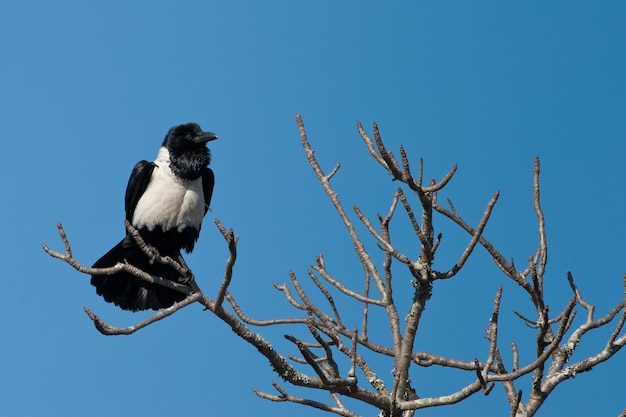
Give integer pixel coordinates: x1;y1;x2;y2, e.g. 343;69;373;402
90;122;218;311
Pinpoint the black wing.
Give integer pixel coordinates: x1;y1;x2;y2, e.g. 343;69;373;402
125;160;156;222
202;168;215;215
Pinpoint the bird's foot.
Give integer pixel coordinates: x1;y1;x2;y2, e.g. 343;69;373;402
176;254;189;269
146;247;160;265
178;274;195;285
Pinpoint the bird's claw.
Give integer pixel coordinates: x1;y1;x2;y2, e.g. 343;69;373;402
178;272;195;285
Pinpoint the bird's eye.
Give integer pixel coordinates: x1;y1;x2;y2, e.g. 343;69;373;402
185;132;193;139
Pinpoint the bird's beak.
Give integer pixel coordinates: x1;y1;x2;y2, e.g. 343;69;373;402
194;131;219;143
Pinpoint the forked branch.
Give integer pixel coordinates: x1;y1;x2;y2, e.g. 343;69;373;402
43;115;625;417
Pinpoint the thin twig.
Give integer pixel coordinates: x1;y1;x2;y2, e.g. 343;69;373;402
225;292;308;326
532;157;548;280
84;293;202;335
435;191;500;279
312;256;385;306
214;219;238;307
299;114;386;297
254;382;361;417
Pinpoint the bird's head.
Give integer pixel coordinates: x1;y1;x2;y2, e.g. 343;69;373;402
163;123;218;151
163;123;218;180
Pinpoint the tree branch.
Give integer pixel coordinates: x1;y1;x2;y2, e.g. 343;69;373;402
43;116;625;417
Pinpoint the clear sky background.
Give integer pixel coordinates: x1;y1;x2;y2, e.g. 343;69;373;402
1;2;625;416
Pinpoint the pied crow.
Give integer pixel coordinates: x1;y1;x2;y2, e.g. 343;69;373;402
91;123;218;311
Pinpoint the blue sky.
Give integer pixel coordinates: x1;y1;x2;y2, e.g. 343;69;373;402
1;1;625;416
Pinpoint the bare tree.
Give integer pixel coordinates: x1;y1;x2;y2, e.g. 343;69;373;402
43;114;626;417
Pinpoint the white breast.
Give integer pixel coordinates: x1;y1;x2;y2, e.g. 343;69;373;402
132;148;205;232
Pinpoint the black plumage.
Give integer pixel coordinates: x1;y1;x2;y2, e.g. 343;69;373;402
91;123;217;311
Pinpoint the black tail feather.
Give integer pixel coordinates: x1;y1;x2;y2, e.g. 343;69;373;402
90;237;188;311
